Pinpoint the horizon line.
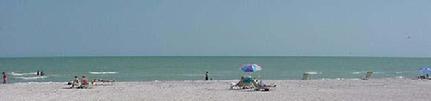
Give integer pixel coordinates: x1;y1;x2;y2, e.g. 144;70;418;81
1;55;430;58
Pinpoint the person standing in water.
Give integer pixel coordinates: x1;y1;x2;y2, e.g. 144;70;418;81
2;72;7;84
40;71;45;76
204;72;209;80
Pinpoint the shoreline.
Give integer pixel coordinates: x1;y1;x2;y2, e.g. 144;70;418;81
1;77;416;85
2;77;414;84
1;78;430;101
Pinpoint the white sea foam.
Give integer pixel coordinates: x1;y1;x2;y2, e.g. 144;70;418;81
305;72;322;75
335;78;344;80
15;76;47;80
10;72;37;76
373;72;384;74
14;82;61;85
352;71;385;74
320;78;360;80
347;78;361;80
352;72;363;74
89;72;118;75
180;74;201;77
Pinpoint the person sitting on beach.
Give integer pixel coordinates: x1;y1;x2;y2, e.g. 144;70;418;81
231;76;245;89
242;76;255;88
418;75;426;80
78;76;89;89
70;76;80;88
231;76;255;89
235;76;245;87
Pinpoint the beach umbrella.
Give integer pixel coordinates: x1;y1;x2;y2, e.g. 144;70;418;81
418;67;431;74
240;64;262;73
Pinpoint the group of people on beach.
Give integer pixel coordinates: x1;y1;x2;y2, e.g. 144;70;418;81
230;75;276;91
68;75;115;89
69;75;89;89
418;74;430;80
204;71;276;91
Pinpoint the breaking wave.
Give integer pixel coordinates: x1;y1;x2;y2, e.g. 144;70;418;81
89;72;118;75
304;71;322;75
10;72;37;76
15;76;47;80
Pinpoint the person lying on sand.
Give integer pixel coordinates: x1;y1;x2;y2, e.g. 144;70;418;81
418;75;426;80
257;80;276;87
92;79;115;86
253;80;276;91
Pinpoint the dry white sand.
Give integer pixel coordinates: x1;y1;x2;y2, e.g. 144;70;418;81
1;79;431;101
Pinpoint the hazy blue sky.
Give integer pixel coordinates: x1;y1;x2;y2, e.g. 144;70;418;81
1;0;431;57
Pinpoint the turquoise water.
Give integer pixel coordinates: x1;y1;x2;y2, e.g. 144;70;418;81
0;56;430;83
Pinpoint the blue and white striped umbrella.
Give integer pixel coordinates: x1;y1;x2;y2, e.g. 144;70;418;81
418;67;431;74
240;64;262;73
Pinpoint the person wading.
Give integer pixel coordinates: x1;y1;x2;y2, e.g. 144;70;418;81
2;72;7;84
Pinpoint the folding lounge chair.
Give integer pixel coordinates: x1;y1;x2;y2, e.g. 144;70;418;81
362;71;373;80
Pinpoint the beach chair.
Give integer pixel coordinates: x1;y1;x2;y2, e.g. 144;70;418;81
242;76;255;88
302;72;311;80
362;71;373;80
92;79;115;86
230;76;255;89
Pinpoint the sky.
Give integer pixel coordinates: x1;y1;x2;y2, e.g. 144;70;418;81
1;0;431;57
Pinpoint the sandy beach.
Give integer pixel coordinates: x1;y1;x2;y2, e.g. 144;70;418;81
1;79;430;101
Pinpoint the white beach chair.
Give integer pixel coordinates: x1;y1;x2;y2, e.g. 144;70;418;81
362;71;373;80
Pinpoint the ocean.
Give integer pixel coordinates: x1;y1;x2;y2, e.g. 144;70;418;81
0;56;429;83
